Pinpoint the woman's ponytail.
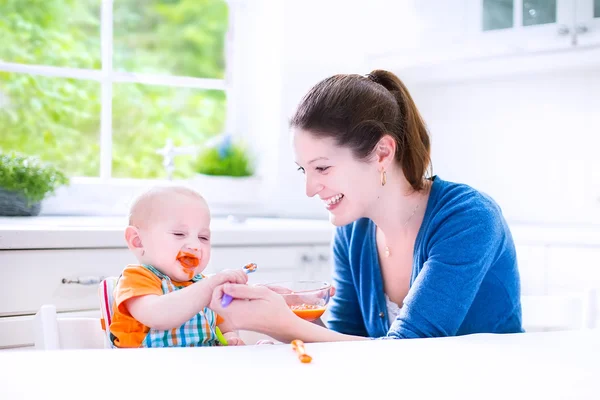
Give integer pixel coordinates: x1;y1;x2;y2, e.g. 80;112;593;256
367;70;431;191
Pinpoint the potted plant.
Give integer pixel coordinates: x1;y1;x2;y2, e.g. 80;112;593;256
0;152;69;216
190;134;261;206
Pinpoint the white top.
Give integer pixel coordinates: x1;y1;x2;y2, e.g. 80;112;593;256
0;330;598;399
385;294;402;326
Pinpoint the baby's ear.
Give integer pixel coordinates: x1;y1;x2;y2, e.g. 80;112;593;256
125;226;144;256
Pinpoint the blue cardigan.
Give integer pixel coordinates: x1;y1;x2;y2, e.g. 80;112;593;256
327;176;523;338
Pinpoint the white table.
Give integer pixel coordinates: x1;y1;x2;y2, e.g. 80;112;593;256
0;330;598;399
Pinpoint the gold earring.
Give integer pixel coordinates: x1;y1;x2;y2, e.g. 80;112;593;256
381;170;387;186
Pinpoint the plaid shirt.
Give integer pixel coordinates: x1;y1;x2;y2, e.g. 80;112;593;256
109;263;220;348
141;265;219;348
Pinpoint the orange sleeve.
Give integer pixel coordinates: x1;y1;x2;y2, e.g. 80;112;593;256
114;265;162;313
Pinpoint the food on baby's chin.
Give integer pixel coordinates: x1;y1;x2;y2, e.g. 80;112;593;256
290;304;326;321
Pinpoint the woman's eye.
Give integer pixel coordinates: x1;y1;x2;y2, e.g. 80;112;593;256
173;233;185;237
316;166;330;172
199;236;210;241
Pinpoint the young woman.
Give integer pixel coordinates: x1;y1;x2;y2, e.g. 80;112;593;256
209;69;523;342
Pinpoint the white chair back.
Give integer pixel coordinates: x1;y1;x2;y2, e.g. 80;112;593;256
33;305;106;350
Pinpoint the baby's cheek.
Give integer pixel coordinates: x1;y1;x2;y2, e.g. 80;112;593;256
201;247;211;265
199;254;210;270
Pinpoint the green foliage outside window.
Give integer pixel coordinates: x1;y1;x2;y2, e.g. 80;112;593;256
0;0;228;179
194;135;254;177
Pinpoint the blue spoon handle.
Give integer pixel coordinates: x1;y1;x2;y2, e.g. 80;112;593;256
221;263;257;307
221;293;233;307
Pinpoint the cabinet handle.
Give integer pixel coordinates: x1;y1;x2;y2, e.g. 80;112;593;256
557;25;570;36
575;24;589;35
301;254;315;264
61;276;106;285
318;254;329;263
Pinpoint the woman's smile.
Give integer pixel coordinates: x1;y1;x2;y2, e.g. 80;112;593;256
322;193;344;210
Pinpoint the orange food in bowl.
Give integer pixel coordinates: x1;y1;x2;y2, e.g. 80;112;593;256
290;304;326;321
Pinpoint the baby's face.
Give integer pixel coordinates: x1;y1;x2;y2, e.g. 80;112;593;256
137;194;211;281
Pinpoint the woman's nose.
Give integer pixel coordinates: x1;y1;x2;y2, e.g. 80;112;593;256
305;176;324;198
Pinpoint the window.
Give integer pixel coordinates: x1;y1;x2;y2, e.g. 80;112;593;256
0;0;230;183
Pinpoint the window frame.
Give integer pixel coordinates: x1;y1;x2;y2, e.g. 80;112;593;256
0;0;244;216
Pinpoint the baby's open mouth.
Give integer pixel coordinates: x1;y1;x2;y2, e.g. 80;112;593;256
176;251;199;269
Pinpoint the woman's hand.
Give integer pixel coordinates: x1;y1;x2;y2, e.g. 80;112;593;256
223;331;245;346
210;283;360;343
207;269;248;292
209;283;299;341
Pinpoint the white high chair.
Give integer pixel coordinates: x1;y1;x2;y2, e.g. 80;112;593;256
33;304;106;350
98;276;119;347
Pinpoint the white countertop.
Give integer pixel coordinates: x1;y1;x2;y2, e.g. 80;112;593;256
0;330;599;399
1;216;600;250
0;216;335;249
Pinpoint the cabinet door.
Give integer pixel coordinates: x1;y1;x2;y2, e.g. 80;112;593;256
468;0;574;53
515;245;547;296
207;245;319;285
546;246;600;294
0;249;134;316
546;245;600;325
304;245;333;283
575;0;600;46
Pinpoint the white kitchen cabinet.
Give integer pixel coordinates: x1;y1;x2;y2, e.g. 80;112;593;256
368;0;600;84
459;0;596;53
546;245;600;325
0;249;134;316
515;244;547;295
546;245;600;293
207;245;332;285
468;0;575;52
575;0;600;46
472;0;600;49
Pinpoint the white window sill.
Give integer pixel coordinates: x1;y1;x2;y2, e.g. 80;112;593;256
40;177;273;217
0;215;334;250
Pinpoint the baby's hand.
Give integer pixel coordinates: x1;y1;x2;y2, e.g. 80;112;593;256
223;331;245;346
208;269;248;291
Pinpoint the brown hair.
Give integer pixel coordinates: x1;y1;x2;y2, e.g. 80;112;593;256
290;69;431;191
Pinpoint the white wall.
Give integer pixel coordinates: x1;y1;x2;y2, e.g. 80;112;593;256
410;68;600;226
262;0;372;219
